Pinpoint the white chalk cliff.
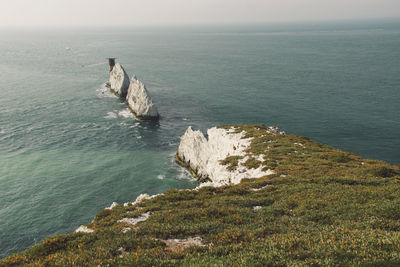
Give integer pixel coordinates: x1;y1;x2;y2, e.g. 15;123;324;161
109;63;130;98
177;127;275;187
126;75;159;119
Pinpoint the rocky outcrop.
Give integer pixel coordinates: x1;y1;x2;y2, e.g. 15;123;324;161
118;212;151;226
162;237;206;252
126;76;159;120
108;63;130;98
75;225;94;233
176;126;275;187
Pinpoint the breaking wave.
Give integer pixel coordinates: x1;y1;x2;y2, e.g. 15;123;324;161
96;83;114;98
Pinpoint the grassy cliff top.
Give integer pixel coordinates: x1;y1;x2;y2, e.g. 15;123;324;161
2;124;400;266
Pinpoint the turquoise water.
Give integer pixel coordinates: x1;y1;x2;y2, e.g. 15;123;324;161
1;20;400;258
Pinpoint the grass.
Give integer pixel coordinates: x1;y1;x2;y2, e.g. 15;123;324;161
220;155;243;171
1;124;400;266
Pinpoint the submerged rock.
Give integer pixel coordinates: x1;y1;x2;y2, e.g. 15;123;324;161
126;76;159;120
108;63;130;98
176;126;275;187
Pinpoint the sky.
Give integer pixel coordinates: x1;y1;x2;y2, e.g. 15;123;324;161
1;0;400;27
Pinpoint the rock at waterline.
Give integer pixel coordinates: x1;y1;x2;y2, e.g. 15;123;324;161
126;75;159;120
176;126;277;187
108;63;130;98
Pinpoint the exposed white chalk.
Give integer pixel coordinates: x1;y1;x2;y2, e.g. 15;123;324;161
126;75;159;119
75;225;94;233
177;126;276;187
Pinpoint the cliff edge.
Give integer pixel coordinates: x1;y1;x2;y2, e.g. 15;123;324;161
2;124;400;266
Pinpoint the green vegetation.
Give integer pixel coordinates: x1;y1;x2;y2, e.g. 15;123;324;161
220;155;243;171
2;124;400;266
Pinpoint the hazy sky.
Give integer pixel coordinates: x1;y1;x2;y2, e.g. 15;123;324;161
1;0;399;27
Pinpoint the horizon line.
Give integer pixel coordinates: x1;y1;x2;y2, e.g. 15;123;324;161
1;17;399;30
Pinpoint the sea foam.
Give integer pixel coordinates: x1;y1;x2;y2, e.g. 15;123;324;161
96;83;114;98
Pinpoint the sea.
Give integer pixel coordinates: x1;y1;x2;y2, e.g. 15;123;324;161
1;19;399;258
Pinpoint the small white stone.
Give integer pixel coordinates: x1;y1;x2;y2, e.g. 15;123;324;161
250;185;271;191
117;247;128;258
162;236;206;252
105;202;118;210
122;227;131;233
122;193;162;209
118;212;151;226
132;193;156;205
75;225;94;233
294;143;306;148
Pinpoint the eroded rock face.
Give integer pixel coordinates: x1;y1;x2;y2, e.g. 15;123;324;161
126;76;159;120
109;63;130;98
177;126;275;187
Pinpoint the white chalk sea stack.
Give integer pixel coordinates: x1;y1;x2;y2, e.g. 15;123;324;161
108;63;130;98
177;126;275;187
126;75;159;120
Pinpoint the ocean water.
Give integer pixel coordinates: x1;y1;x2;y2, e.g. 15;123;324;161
1;20;400;258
